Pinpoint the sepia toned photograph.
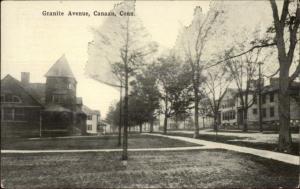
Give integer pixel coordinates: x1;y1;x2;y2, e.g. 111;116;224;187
1;0;299;188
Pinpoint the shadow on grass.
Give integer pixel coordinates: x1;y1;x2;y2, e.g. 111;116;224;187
1;134;200;150
1;149;298;188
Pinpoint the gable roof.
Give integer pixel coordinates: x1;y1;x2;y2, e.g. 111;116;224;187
26;83;46;104
45;54;76;80
1;75;44;106
82;105;100;115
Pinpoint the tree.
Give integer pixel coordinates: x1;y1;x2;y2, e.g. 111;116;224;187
223;42;269;132
174;4;225;138
128;94;147;133
106;102;121;132
130;65;160;133
86;1;157;160
202;67;231;132
268;0;300;152
206;0;299;152
154;53;193;134
168;64;194;129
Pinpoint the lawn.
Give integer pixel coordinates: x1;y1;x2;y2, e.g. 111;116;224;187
1;134;200;150
1;149;298;188
167;131;299;155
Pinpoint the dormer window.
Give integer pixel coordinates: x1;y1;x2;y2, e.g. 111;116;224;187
1;94;22;103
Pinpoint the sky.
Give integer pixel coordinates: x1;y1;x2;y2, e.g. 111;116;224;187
3;1;297;118
1;1;210;118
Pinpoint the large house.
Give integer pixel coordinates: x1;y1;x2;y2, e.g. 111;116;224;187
1;55;87;138
218;78;300;130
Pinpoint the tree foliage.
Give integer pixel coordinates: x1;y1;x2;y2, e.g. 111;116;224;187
128;65;160;132
153;53;193;134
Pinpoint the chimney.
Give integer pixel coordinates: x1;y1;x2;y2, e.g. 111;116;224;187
21;72;30;85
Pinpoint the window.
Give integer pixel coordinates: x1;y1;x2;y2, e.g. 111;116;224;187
5;94;13;102
2;108;26;121
222;111;235;120
3;108;13;120
67;83;73;90
253;108;257;115
270;107;275;117
270;93;274;102
253;95;257;104
262;108;267;118
262;95;266;104
232;111;236;119
15;108;25;120
87;124;92;130
12;96;22;103
87;115;93;120
52;95;65;103
1;94;22;103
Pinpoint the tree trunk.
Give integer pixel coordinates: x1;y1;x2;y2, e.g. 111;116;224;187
278;67;292;152
150;118;154;133
122;78;128;160
194;84;200;138
122;53;129;161
213;112;218;132
139;123;142;133
118;86;123;146
242;108;248;132
213;112;218;141
202;116;205;128
175;118;178;130
163;95;168;134
163;114;168;135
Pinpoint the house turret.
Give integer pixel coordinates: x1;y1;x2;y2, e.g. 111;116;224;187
44;54;77;110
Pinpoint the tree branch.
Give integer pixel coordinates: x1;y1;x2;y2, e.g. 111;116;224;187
205;42;276;69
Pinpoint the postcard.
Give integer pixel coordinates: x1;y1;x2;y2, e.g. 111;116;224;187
1;0;299;188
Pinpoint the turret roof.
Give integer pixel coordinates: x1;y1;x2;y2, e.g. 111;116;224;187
45;54;76;80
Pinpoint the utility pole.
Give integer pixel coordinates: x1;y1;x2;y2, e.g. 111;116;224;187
258;62;263;132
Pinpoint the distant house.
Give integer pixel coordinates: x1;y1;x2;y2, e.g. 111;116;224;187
82;105;100;134
98;120;118;134
1;54;87;138
218;78;300;130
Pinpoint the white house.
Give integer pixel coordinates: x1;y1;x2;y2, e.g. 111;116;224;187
218;78;300;130
82;105;100;134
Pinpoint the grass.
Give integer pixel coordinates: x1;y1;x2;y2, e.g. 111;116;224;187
166;132;299;155
1;134;200;150
1;149;298;188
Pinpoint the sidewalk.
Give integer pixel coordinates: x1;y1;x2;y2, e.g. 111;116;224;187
2;132;298;165
169;129;299;144
1;146;213;154
144;133;299;166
